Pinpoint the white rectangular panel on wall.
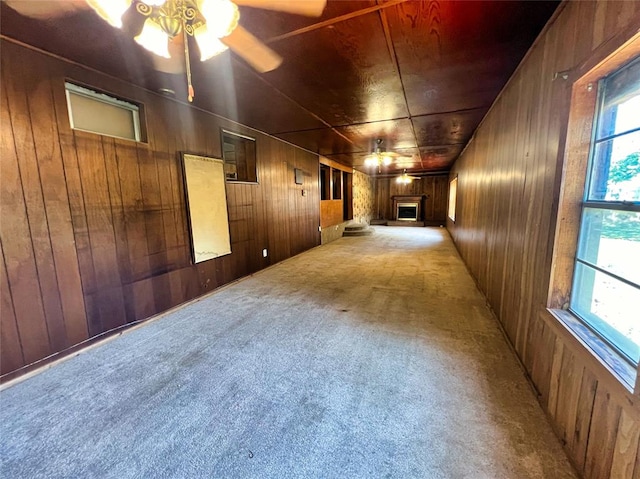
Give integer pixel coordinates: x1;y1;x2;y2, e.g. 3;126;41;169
182;153;232;263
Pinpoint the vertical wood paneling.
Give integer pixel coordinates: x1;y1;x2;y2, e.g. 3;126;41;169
74;131;127;334
610;408;640;479
3;52;68;352
291;148;319;254
0;39;320;379
634;438;640;479
530;320;558;405
585;386;622;479
547;337;565;419
50;66;98;322
447;2;640;478
27;56;88;346
102;139;132;279
0;241;24;374
554;348;583;448
1;62;51;364
573;368;598;472
137;146;166;261
166;102;191;270
114;140;151;284
137;142;172;313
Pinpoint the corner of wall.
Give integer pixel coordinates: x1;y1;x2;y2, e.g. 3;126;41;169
352;170;376;225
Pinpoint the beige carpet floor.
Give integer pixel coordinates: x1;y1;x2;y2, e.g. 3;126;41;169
0;226;577;478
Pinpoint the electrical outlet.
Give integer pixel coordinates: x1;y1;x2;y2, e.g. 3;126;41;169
262;249;268;258
301;189;307;196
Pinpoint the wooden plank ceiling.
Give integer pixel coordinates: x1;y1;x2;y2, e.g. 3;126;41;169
0;0;559;175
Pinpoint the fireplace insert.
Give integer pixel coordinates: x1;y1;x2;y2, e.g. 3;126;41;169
397;202;419;221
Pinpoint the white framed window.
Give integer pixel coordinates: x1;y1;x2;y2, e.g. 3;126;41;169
448;176;457;221
65;82;142;142
570;58;640;366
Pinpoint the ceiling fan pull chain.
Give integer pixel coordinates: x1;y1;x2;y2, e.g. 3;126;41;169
183;15;194;102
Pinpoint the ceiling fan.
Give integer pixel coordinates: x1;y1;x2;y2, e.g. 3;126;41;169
364;139;411;171
395;169;420;184
4;0;327;101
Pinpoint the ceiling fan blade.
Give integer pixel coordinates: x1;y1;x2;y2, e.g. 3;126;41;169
222;26;282;73
387;152;412;158
233;0;327;17
3;0;88;18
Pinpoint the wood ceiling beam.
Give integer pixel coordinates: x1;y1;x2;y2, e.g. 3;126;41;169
376;2;422;169
274;106;490;135
265;0;410;44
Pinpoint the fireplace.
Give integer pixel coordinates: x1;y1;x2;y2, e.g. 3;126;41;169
391;195;426;223
397;202;419;221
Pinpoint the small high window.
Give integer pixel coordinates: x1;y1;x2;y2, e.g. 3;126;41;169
222;130;257;183
448;177;458;221
65;82;142;141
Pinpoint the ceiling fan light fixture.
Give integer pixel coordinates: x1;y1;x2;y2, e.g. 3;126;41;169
194;25;229;61
86;0;132;28
396;169;416;184
86;0;323;101
135;19;172;58
364;139;398;168
199;0;240;39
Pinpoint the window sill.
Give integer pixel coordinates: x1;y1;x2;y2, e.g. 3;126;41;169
547;308;637;392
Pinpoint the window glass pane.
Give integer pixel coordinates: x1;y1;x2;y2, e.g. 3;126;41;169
577;208;640;286
588;130;640;201
569;52;640;371
67;90;139;141
320;165;330;200
222;131;257;183
571;262;640;364
448;177;457;221
596;58;640;139
332;169;342;199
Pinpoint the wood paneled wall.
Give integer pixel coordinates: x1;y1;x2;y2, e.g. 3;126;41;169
374;175;448;225
0;39;320;379
448;2;640;479
319;157;352;228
